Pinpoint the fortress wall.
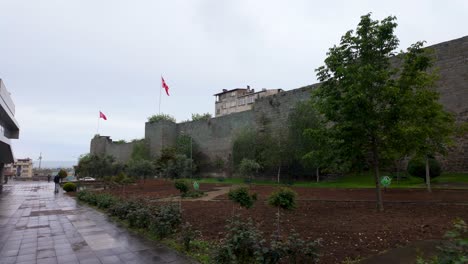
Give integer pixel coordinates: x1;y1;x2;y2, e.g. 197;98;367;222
176;110;255;164
252;84;318;136
430;36;468;117
430;36;468;172
145;120;178;158
91;36;468;172
90;136;136;163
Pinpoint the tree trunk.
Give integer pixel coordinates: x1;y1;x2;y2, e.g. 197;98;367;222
396;159;400;184
316;167;320;183
276;207;280;239
277;166;281;184
372;144;384;211
425;156;432;192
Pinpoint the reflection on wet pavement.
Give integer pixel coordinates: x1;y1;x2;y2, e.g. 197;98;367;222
0;181;194;264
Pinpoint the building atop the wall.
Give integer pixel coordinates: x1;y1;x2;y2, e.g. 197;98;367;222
0;79;20;191
214;86;283;117
6;158;33;179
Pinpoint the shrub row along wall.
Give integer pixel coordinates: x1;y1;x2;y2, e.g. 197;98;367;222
91;36;468;173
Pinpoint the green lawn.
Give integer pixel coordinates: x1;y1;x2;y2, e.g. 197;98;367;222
192;172;468;189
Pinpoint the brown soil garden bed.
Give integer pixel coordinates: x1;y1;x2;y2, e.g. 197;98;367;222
100;179;468;263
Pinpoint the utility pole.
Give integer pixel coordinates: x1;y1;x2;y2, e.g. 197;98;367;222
38;152;42;170
190;136;193;179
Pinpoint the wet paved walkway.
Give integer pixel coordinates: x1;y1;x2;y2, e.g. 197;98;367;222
0;181;194;264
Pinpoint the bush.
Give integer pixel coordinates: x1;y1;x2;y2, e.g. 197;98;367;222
77;190;90;201
180;222;201;251
417;218;467;264
127;206;153;229
96;194;119;209
174;179;190;194
407;158;442;180
147;114;176;123
282;230;321;263
182;190;204;198
108;199;143;220
164;155;195;179
149;203;181;238
77;190;98;205
58;169;68;179
268;187;297;211
239;158;261;178
214;217;264;264
228;187;257;209
62;182;77;192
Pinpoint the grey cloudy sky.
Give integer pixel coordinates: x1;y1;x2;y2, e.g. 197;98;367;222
1;0;467;166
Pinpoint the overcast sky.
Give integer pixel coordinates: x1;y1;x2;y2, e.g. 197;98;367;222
1;0;467;166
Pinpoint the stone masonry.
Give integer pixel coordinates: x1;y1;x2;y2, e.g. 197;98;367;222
91;36;468;173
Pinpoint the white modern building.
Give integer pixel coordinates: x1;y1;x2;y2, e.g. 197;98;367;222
0;79;20;191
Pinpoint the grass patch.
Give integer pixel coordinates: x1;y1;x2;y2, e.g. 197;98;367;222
192;172;468;189
162;238;213;264
432;173;468;184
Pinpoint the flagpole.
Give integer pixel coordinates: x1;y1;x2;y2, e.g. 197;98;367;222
96;114;100;135
159;75;162;114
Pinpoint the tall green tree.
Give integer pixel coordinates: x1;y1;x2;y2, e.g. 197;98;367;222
390;43;455;192
313;14;453;211
126;159;155;182
76;154;115;178
130;140;151;161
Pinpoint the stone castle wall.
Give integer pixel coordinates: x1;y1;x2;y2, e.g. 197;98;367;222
91;36;468;173
90;136;136;163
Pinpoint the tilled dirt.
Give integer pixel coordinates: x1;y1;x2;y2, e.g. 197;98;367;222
106;180;468;263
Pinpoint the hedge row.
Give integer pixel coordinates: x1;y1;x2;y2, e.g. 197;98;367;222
77;190;181;238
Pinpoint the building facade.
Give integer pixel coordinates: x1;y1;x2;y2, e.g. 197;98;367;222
6;158;33;178
0;79;20;191
214;86;282;117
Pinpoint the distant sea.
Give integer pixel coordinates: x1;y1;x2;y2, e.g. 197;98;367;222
33;161;77;169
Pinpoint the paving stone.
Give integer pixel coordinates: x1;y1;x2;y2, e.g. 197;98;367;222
0;182;193;264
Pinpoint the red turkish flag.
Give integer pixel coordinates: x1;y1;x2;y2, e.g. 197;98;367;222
99;111;107;120
161;77;170;96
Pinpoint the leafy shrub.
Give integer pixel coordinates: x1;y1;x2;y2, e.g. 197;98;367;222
228;187;257;209
96;194;119;209
58;169;68;179
282;230;321;263
408;158;442;180
164;155;195;179
77;190;98;205
127;207;153;229
191;113;212;121
239;158;261;178
214;217;264;264
417;218;467;264
62;182;77;192
268;187;297;210
108;199;143;220
126;159;155;179
77;190;90;201
149;203;181;238
180;222;201;251
147;114;176;123
174;179;190;194
183;190;204;198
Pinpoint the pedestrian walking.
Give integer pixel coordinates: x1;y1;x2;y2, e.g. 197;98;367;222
47;174;51;183
53;174;60;193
